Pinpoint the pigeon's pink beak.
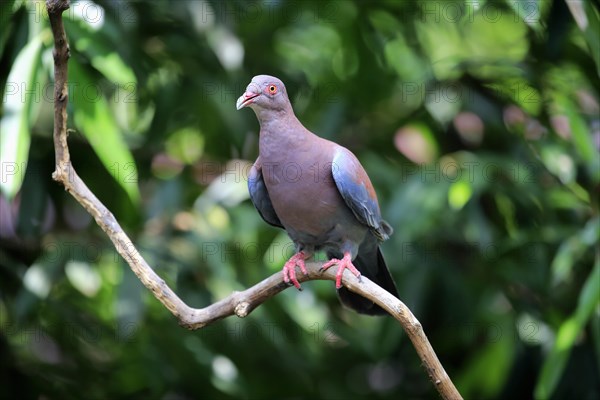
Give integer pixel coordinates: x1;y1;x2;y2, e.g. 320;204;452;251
236;91;260;110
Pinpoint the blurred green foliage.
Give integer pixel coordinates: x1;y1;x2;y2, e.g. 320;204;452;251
1;0;599;399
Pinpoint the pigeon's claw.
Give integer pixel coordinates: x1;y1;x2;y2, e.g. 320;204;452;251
282;251;309;290
320;252;361;289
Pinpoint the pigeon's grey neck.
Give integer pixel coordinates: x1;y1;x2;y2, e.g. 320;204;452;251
253;107;301;135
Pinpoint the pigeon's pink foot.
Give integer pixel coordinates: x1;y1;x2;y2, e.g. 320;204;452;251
283;251;309;289
320;252;362;289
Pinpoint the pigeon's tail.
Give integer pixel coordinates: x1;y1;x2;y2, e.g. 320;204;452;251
335;236;399;316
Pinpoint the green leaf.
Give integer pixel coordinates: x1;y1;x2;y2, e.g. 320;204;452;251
0;34;42;199
368;9;402;39
275;24;341;85
416;19;464;80
540;146;576;184
551;92;598;181
69;61;140;204
448;180;472;210
384;36;426;81
465;9;528;63
0;0;17;56
535;259;600;399
562;96;595;163
66;18;137;86
462;7;529;79
551;217;599;285
566;1;600;76
457;330;515;398
63;17;139;134
487;79;542;116
90;51;136;87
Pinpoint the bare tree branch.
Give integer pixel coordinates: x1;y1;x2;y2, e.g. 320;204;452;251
46;1;462;399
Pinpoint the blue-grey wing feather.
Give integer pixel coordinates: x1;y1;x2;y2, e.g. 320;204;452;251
331;149;392;241
248;161;283;229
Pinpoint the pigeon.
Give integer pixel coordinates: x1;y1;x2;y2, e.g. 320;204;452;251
236;75;398;315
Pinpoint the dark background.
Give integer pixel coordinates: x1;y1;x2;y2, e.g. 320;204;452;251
1;0;598;399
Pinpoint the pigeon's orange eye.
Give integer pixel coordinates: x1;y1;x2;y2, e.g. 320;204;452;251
268;85;278;95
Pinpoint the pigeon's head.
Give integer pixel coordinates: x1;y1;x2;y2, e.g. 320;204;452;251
236;75;292;115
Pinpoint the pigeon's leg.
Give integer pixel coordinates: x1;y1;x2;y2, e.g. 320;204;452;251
320;252;362;289
282;251;311;290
